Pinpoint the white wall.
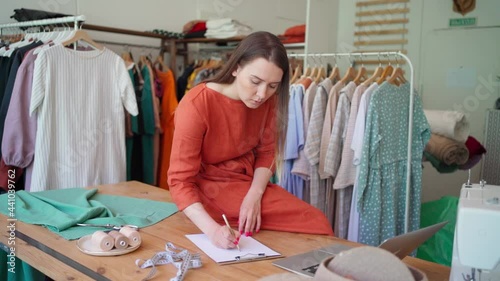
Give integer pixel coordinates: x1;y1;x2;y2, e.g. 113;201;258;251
336;0;500;202
417;1;500;202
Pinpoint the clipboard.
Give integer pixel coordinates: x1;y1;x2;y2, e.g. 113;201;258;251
185;234;282;265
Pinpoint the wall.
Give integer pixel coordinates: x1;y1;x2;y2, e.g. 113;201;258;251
336;0;500;202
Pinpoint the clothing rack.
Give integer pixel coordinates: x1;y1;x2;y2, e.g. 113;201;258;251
288;51;415;234
0;15;85;34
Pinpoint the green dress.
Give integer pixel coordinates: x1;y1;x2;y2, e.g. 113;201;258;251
140;66;156;185
356;82;430;246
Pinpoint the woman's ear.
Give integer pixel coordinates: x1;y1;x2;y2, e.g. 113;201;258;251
232;65;241;77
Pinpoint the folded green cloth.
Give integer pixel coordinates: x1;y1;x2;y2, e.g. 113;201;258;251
0;188;178;240
424;151;458;174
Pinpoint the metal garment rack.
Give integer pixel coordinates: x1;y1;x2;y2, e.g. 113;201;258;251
288;51;415;233
0;15;85;34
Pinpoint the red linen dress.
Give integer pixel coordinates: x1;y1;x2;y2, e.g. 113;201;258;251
168;83;333;235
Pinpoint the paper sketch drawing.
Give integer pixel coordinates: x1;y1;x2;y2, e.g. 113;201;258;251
186;234;281;263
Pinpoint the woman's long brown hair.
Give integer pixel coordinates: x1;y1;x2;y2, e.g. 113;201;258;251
205;31;289;176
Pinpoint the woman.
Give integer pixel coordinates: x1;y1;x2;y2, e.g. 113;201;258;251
168;31;333;249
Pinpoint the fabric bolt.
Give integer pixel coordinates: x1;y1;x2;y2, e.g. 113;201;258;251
424;133;469;165
282;85;305;199
1;48;41;191
348;83;378;242
458;135;486;170
305;79;333;214
318;80;345;180
333;84;368;190
157;69;178;190
29;45;138;192
423;151;459;173
291;79;316;180
423;110;469;143
0;187;178;240
356;82;430;246
168;83;333;235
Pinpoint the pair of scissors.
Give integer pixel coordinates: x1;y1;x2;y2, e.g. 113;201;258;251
76;223;139;230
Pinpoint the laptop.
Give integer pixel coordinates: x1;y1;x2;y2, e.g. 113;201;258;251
272;221;448;277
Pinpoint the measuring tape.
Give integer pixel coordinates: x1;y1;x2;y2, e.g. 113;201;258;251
136;242;202;281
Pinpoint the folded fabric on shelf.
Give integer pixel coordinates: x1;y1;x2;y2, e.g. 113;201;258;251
206;18;234;29
0;187;178;240
424;151;459;173
424;110;470;143
425;133;469;165
205;18;252;39
458;136;487;170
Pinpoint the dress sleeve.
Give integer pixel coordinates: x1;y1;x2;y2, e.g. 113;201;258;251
2;60;36;168
116;58;138;116
254;97;277;171
167;97;206;211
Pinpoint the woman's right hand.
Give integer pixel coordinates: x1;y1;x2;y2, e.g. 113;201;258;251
210;225;241;249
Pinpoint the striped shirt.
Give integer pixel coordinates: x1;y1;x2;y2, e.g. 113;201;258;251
30;45;138;191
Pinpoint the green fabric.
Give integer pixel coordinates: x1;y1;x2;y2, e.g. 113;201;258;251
141;66;156;135
126;137;133;181
128;68;139;134
417;196;458;266
0;188;178;240
0;250;45;281
142;135;155;185
424;151;459;174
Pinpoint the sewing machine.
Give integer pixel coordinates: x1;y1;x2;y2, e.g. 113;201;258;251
450;181;500;281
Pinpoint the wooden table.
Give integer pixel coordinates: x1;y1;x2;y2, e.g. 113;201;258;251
0;181;451;280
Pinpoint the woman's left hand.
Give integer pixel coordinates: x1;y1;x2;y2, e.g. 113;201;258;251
238;189;263;236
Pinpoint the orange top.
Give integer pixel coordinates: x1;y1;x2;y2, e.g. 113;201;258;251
168;83;276;210
157;69;178;190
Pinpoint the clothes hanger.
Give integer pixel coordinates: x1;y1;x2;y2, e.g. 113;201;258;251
62;22;104;50
153;54;168;72
387;54;407;86
301;57;312;78
363;54;383;86
290;64;302;84
328;55;340;83
314;55;326;83
353;55;367;85
340;55;357;84
308;55;319;79
376;55;394;85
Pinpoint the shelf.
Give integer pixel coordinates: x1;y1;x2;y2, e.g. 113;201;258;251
283;42;305;49
82;23;168;39
174;36;246;44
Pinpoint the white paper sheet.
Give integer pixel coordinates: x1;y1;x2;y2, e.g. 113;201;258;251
186;234;281;263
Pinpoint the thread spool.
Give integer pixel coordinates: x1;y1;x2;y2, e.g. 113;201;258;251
108;230;129;250
120;226;141;247
91;231;114;252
